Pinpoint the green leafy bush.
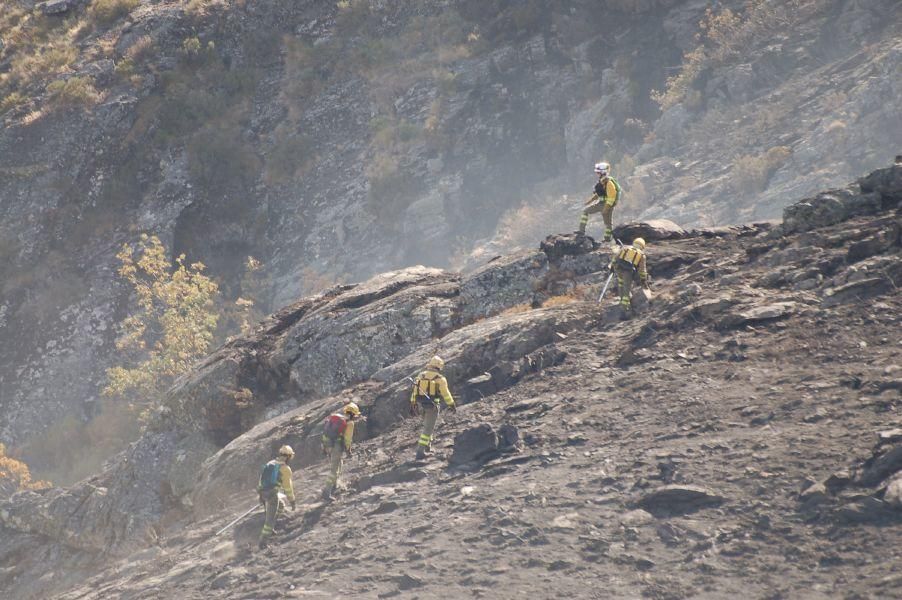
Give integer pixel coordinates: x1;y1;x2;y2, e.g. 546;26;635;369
103;234;220;420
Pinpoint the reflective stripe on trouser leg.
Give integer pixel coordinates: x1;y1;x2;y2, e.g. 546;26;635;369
326;441;344;487
619;271;633;308
420;405;439;447
602;203;614;241
260;491;279;539
578;212;588;233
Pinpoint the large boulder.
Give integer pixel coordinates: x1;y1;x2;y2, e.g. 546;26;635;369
783;187;883;234
450;424;499;466
858;163;902;208
614;219;688;243
637;485;726;516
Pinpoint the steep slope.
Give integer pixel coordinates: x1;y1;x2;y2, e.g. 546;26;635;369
1;0;899;472
1;163;899;599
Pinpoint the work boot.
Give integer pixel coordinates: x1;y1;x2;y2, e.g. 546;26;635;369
258;537;268;549
415;447;426;460
321;486;333;501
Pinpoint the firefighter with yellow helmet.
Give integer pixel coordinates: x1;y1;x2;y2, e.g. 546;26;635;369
611;237;650;317
409;356;456;460
321;401;362;500
257;444;296;548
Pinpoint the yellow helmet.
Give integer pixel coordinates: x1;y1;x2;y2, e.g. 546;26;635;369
278;444;295;458
427;355;444;371
343;402;361;418
633;238;646;250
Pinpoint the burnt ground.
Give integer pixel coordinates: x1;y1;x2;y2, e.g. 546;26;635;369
46;210;902;599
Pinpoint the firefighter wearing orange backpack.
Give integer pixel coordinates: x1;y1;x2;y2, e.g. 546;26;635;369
257;444;296;548
321;402;362;500
409;356;456;460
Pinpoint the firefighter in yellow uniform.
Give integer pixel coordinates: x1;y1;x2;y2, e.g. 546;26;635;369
410;356;456;460
321;402;361;500
578;161;621;243
258;444;296;548
611;237;649;317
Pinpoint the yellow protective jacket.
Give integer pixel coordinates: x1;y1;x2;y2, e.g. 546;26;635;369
614;245;648;283
259;458;295;502
587;176;619;206
410;369;455;407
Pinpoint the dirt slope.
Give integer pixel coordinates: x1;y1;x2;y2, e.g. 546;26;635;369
35;167;902;600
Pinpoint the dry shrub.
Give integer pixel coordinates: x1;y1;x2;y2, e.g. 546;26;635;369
731;146;792;195
652;0;822;109
0;442;51;497
542;294;578;307
10;43;78;85
89;0;139;25
0;92;27;113
500;303;532;316
47;76;99;108
125;34;155;62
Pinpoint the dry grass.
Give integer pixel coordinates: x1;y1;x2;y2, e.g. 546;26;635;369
652;0;824;109
0;92;27;114
499;303;533;316
47;76;100;108
542;294;579;308
88;0;139;26
731;146;792;195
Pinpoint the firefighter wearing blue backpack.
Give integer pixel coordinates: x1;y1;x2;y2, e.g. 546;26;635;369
409;355;456;460
257;444;296;548
577;161;621;243
321;402;362;500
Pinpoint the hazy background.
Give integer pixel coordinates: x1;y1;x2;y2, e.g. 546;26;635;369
0;0;899;482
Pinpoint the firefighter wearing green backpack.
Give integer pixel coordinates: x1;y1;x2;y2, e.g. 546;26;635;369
257;444;296;548
577;161;622;243
321;402;362;500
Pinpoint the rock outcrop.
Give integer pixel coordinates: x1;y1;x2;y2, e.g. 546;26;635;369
0;162;900;600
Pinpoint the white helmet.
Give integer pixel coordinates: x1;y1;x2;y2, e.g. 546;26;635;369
594;162;610;175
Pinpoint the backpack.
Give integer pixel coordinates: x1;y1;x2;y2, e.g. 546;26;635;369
323;413;348;441
609;177;622;203
260;460;281;491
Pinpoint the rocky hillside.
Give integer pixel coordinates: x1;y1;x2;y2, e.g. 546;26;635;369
0;0;899;472
0;163;899;599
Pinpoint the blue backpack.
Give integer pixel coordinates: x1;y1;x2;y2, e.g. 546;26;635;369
260;460;281;491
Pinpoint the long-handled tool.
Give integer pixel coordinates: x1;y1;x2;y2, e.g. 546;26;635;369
215;503;259;537
597;270;615;303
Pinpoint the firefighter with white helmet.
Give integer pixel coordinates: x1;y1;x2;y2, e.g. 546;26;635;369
578;161;621;243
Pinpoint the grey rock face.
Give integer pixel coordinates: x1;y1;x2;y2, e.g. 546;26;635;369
783;165;901;234
36;0;80;15
1;228;603;553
